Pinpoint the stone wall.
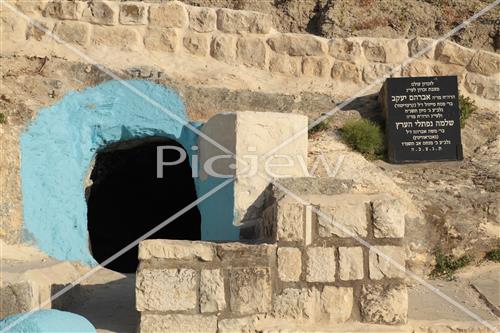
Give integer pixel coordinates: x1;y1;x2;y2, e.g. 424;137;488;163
136;184;408;332
5;1;499;102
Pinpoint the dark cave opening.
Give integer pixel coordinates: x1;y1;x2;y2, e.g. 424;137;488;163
87;138;201;273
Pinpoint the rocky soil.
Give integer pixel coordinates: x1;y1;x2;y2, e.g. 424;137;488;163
180;0;500;52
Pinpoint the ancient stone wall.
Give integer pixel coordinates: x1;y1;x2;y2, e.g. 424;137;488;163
136;186;408;332
4;1;499;102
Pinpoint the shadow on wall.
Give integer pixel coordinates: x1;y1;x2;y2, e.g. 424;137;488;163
19;80;237;267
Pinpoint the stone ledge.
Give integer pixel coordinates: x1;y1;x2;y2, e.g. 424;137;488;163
138;239;216;261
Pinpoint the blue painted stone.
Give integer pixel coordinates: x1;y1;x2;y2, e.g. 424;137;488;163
20;80;238;266
0;310;96;333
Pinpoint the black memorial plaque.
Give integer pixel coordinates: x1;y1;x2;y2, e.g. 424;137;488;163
381;76;463;163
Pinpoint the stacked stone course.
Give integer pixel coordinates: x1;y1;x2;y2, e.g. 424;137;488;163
5;0;499;102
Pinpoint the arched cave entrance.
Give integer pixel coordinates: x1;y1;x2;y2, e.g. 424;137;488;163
87;138;201;273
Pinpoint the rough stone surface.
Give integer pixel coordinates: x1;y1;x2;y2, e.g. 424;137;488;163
216;242;275;263
362;39;407;63
302;57;332;77
320;286;353;323
467;50;500;76
236;37;267;69
435;41;475;66
210;34;236;64
82;1;117;26
0;282;36;319
372;197;406;238
401;61;433;77
139;239;215;261
268;54;300;76
53;21;90;46
119;3;147;25
464;72;500;100
306;247;335;282
188;7;217;33
408;37;435;59
216;8;272;34
369;246;406;280
144;28;179;53
136;268;197;312
139;314;217;333
360;283;408;325
273;288;319;320
338;247;364;280
267;34;326;56
362;63;396;83
217;316;256;333
317;201;368;238
200;269;226;313
43;1;82;20
229;267;271;315
331;61;361;82
91;26;140;51
277;247;302;282
276;201;304;242
149;2;188;28
183;32;210;56
328;38;362;62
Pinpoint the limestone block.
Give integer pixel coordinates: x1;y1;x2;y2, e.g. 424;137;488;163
306;247;335;282
362;39;407;63
302;56;332;77
273;288;319;320
200;269;226;313
331;60;362;82
217;242;275;263
408;37;435;59
82;1;117;26
0;11;27;42
372;197;405;238
119;3;147;25
269;54;300;76
218;316;256;333
467;50;500;76
317;201;369;238
432;63;466;84
25;20;52;41
136;268;197;311
360;283;408;324
328;38;362;62
401;60;434;77
267;34;327;56
276;201;305;242
43;1;82;20
188;6;216;33
15;0;46;15
338;247;364;280
369;246;406;280
149;2;188;28
229;267;272;315
435;41;474;66
216;8;272;34
320;286;353;323
144;28;178;53
91;26;140;51
139;314;217;333
277;247;302;282
210;34;236;64
236;37;267;69
464;72;500;100
53;21;90;46
0;282;37;319
138;239;215;261
183;32;210;56
362;63;397;84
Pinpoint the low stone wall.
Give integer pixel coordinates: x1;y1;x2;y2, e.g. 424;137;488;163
136;187;408;332
4;1;499;102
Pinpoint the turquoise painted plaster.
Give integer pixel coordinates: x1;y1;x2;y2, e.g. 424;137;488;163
20;80;238;266
0;310;96;333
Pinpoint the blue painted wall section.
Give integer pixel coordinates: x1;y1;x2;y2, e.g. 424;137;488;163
20;80;238;266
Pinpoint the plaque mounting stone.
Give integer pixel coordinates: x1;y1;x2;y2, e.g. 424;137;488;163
380;76;463;163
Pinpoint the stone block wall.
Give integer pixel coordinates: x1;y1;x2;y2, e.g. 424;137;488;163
136;190;408;332
4;1;499;102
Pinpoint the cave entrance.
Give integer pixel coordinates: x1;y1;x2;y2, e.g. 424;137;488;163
87;138;201;273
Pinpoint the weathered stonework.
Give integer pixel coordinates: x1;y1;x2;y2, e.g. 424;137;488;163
144;28;179;53
331;60;362;82
317;201;369;238
53;21;90;46
320;286;353;323
119;3;148;25
210;34;236;64
82;1;117;26
276;201;305;242
306;247;336;282
91;26;140;51
302;56;332;77
149;2;188;29
188;7;217;33
467;50;500;76
216;8;272;34
139;239;215;261
200;269;226;313
408;37;435;59
273;288;319;320
369;246;406;279
183;32;210;57
360;283;408;325
267;34;327;57
371;197;405;238
139;314;217;333
464;72;500;100
277;247;302;282
328;38;362;62
435;40;475;66
228;267;272;315
338;247;364;280
43;1;82;20
236;37;267;69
